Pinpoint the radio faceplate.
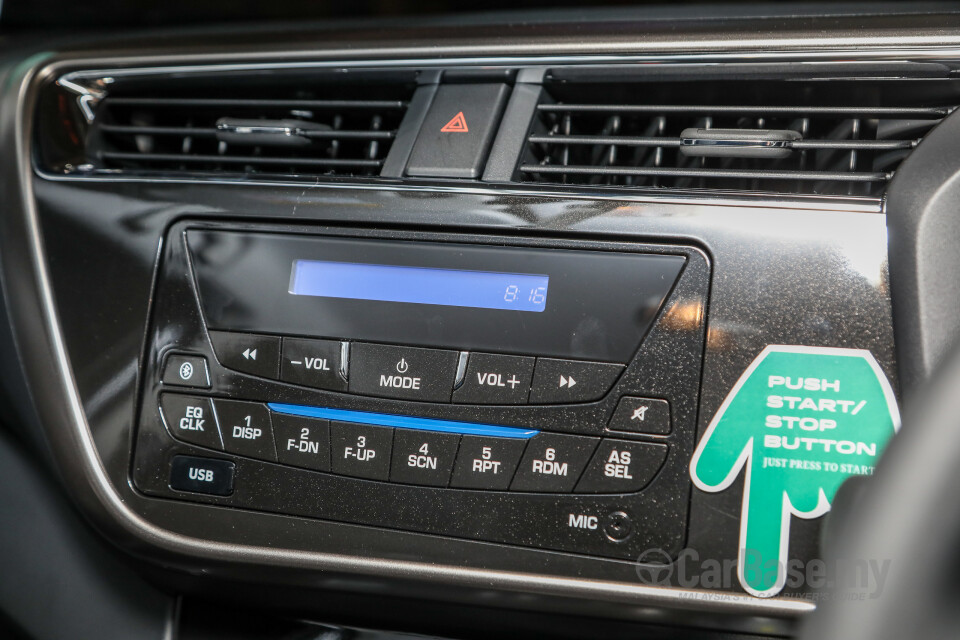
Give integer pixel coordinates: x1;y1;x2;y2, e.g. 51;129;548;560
132;222;711;560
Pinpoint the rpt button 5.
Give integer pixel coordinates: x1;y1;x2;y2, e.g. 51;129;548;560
449;436;527;490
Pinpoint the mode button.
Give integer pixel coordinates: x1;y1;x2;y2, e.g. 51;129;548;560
349;343;459;402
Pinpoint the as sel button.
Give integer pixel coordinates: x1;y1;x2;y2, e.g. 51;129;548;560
575;439;668;494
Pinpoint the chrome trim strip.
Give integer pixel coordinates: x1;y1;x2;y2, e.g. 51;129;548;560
37;173;883;213
51;45;960;80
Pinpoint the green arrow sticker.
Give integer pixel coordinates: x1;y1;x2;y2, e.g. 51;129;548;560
690;345;900;597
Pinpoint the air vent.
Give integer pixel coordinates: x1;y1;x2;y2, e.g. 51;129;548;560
518;79;959;196
40;70;418;179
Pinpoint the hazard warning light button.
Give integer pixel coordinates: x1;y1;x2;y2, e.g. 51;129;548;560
406;83;509;179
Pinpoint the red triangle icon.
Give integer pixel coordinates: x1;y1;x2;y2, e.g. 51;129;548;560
440;111;469;133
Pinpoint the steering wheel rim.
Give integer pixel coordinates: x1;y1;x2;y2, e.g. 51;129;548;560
801;344;960;639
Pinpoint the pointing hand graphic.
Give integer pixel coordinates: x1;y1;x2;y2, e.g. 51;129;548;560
690;346;899;597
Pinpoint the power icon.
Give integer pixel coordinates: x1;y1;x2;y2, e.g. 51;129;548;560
396;358;409;373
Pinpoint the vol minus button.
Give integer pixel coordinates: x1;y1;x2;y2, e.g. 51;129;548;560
281;337;347;391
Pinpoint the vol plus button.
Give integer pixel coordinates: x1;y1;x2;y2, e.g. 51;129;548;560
453;353;535;405
349;343;459;402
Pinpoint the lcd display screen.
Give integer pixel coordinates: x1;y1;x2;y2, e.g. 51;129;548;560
289;260;549;312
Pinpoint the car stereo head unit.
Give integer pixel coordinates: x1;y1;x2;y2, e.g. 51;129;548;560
132;222;710;562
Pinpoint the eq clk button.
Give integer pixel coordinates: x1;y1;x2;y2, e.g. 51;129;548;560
159;394;222;450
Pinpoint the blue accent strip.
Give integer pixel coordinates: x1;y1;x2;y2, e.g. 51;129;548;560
267;403;539;439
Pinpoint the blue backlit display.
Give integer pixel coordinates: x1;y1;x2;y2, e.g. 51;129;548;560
289;260;549;312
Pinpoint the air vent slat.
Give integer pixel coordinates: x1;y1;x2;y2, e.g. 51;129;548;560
536;104;950;118
520;79;958;196
104;98;408;110
100;125;218;137
528;135;917;151
100;152;384;168
519;165;890;182
99;124;396;140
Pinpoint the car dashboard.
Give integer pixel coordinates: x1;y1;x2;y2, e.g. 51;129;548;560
1;5;958;639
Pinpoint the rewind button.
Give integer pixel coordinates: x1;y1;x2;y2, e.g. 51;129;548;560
208;331;281;379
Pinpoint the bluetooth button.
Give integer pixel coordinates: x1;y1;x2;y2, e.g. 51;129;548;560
161;354;210;388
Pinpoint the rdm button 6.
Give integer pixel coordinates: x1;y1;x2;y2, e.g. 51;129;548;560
510;433;598;493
